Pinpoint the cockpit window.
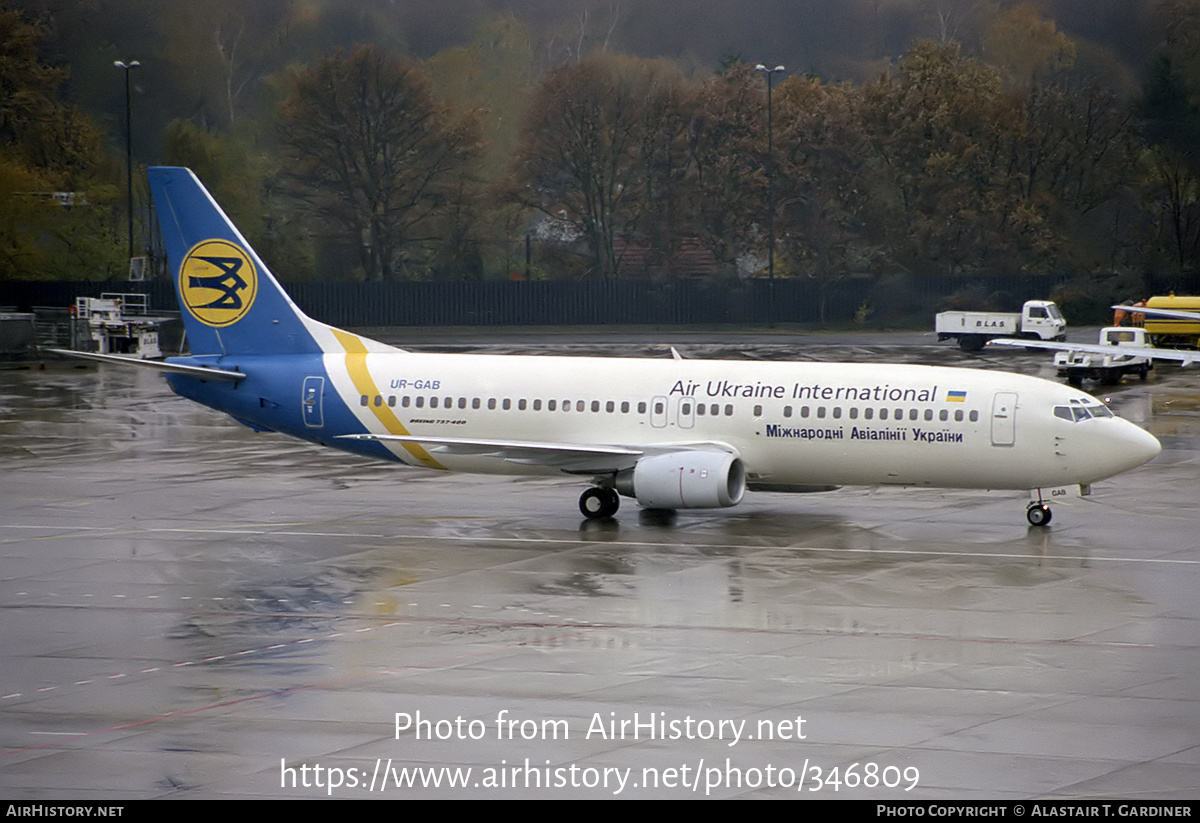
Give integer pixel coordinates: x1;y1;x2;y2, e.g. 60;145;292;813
1054;400;1115;422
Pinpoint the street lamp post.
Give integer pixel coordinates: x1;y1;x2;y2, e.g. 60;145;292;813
755;64;785;327
114;60;140;268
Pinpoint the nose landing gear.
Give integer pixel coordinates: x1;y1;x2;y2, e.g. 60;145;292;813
1026;501;1052;527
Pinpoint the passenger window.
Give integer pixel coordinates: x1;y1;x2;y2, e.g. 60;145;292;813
654;401;665;415
458;397;467;409
879;408;888;420
487;398;496;410
577;400;586;412
533;399;542;411
430;397;439;409
832;407;842;419
471;398;481;409
753;404;762;417
503;399;512;410
621;401;630;413
638;402;647;414
416;396;425;408
939;409;948;421
360;395;369;407
817;407;826;419
697;404;706;416
783;406;792;418
849;407;858;419
606;401;614;413
402;396;411;408
591;400;600;413
388;396;396;407
724;404;733;416
969;410;979;422
924;409;933;421
548;400;557;411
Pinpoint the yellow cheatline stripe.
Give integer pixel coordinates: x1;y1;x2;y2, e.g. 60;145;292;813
331;329;445;470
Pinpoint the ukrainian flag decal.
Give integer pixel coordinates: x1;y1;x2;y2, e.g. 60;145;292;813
947;390;967;403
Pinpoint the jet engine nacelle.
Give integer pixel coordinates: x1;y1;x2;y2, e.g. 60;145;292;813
615;451;746;509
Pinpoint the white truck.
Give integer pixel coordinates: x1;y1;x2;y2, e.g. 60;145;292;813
1054;327;1153;386
936;300;1066;351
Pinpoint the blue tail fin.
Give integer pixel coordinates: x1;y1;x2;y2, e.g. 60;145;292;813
148;167;321;357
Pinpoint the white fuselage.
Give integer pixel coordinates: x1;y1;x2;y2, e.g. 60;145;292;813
145;166;1161;524
317;350;1158;493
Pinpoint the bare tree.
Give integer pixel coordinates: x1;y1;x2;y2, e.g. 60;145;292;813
513;53;691;278
278;46;481;280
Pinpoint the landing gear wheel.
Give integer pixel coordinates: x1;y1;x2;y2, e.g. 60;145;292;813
579;487;620;519
1026;502;1052;527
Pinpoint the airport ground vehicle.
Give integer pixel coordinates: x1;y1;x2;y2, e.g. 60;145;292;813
1053;327;1153;386
936;300;1066;352
991;314;1200;376
1134;296;1200;348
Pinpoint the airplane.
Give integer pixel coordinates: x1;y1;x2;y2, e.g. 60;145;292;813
987;307;1200;369
54;168;1163;528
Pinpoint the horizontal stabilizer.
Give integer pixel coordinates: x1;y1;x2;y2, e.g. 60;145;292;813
46;349;246;380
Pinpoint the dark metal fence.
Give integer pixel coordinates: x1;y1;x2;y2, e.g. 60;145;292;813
4;274;1071;328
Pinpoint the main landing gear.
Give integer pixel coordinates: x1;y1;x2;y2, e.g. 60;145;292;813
1026;501;1052;527
579;487;620;519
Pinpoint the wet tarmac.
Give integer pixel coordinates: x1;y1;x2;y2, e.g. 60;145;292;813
1;332;1197;799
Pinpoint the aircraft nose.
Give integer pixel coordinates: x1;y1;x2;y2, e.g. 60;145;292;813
1113;419;1161;473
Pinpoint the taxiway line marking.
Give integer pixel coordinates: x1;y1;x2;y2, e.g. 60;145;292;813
2;523;1195;567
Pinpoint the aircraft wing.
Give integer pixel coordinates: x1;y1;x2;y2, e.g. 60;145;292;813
986;338;1200;365
1111;305;1200;322
46;349;247;380
339;434;735;473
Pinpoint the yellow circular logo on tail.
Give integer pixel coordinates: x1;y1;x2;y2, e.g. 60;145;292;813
179;239;258;327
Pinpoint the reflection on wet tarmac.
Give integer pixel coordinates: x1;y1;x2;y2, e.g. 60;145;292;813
1;337;1197;798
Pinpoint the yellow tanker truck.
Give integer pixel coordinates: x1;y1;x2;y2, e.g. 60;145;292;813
1130;296;1200;348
